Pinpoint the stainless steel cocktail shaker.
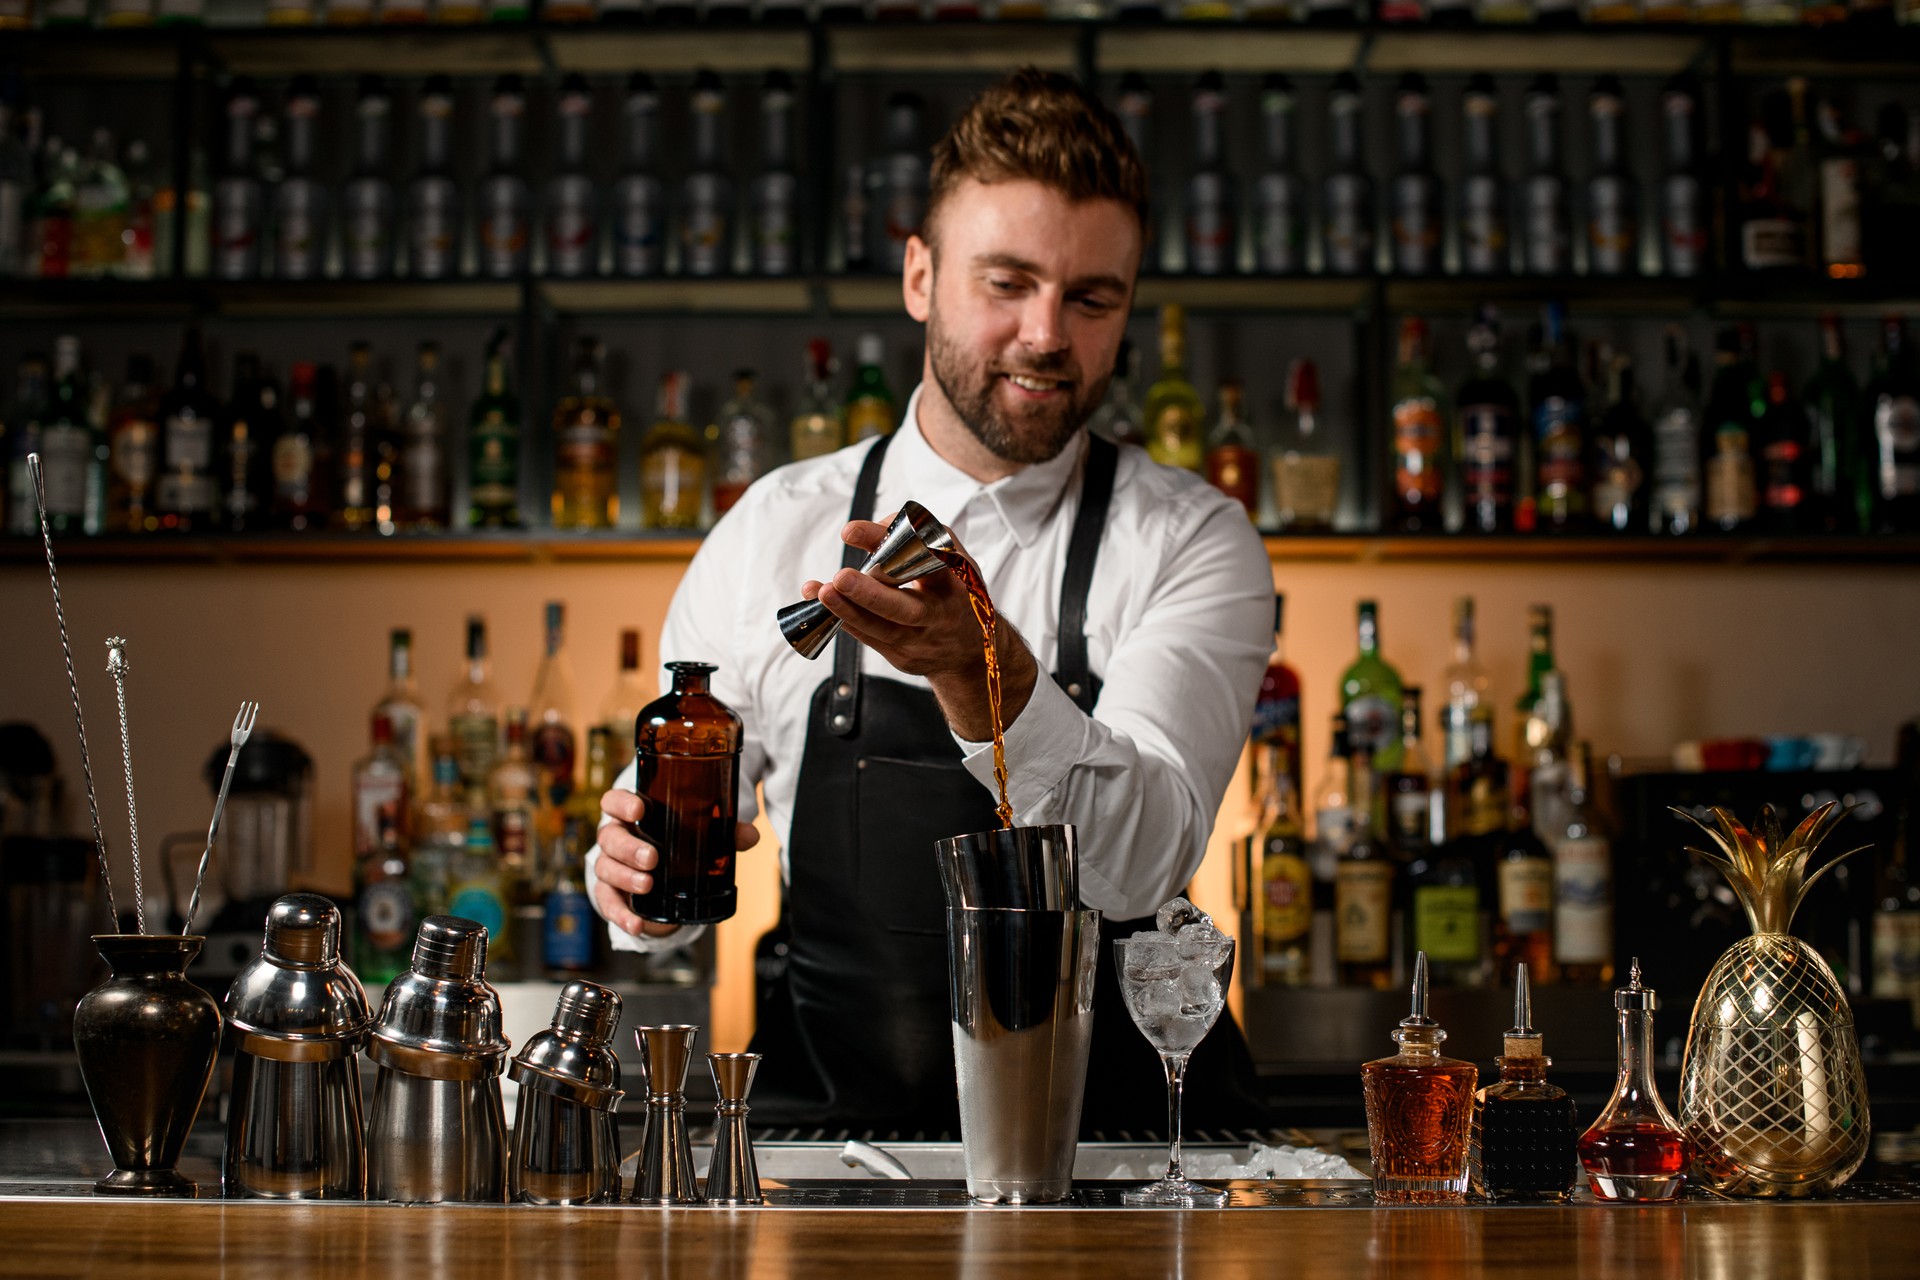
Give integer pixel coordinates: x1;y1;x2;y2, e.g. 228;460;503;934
223;894;372;1199
365;916;510;1203
509;981;625;1206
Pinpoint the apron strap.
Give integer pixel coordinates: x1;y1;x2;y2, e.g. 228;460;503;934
826;433;896;738
1054;434;1118;715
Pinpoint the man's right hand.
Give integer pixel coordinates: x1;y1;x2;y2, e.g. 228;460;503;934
593;788;761;938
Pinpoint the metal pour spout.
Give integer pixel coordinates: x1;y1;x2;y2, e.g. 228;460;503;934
776;501;957;659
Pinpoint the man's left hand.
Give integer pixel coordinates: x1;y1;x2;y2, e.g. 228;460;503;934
803;517;1039;742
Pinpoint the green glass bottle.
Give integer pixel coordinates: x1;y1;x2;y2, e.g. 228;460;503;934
1802;314;1863;534
1340;599;1405;771
467;326;522;529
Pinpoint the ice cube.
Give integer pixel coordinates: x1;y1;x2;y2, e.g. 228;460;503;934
1174;920;1233;968
1176;966;1221;1016
1156;896;1210;934
1130;976;1184;1025
1123;933;1183;983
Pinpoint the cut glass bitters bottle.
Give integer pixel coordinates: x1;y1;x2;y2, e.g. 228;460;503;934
1363;952;1478;1204
1578;958;1690;1202
1469;964;1577;1202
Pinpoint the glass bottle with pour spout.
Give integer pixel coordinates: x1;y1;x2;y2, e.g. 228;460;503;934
1470;964;1577;1202
629;662;743;925
1578;958;1689;1202
1363;952;1478;1203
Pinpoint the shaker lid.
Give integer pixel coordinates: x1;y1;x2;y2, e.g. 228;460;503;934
225;894;372;1058
509;980;625;1109
1615;957;1658;1012
368;916;509;1080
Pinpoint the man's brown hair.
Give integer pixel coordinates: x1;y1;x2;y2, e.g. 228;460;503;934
925;67;1149;246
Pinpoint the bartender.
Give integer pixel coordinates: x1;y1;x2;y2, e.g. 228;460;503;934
588;68;1273;1133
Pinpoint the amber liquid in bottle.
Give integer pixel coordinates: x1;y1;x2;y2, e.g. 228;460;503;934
1363;952;1479;1204
628;661;744;925
1469;964;1577;1202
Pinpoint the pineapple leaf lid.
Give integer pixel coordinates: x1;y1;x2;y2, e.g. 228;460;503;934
1671;802;1870;936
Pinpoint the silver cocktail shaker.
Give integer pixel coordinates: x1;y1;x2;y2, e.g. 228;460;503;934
365;916;510;1203
223;894;372;1199
509;981;625;1206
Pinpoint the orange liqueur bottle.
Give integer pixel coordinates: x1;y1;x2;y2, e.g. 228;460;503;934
1363;951;1478;1204
628;661;743;926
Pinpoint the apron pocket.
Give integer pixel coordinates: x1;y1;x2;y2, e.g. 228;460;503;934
855;755;999;937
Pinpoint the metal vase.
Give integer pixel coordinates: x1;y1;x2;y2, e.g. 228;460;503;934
1679;933;1870;1198
72;934;222;1196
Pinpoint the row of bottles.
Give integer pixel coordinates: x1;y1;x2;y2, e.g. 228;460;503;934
0;326;900;536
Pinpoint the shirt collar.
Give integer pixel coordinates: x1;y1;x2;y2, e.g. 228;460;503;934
892;384;1088;550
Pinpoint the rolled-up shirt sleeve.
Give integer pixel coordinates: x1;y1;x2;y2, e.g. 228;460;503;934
953;489;1271;920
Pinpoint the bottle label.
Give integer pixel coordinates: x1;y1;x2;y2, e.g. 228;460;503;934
1390;178;1438;275
1498;857;1553;934
1335;861;1392;963
448;881;506;938
212;179;260;278
754;172;798;276
408;177;459;279
1393;396;1444;506
547;175;597;277
1206;443;1258;511
1662;174;1705;278
38;424;91;518
1707;424;1757;521
1261;849;1312;947
1586;178;1635;275
1344;694;1396;761
533;721;577;804
110;418;159;494
1322;175;1372;274
1459;401;1516;523
1255;174;1304;274
1763;438;1805;513
1389;784;1430;846
1871;911;1920;1004
272;432;315;501
450;711;498;784
1251;689;1300;752
879;156;926;273
1876;395;1920;499
681;191;730;278
495;805;531;868
544;889;596;970
1741;217;1805;271
1652;407;1700;530
1184;171;1233;276
469;413;519;511
1314;804;1356;867
160;412;214;513
479;179;530;278
1551;835;1612;965
615;176;665;277
341;181;390;279
1533;396;1586;517
1276;453;1340;527
399;430;444;518
1459;176;1506;274
1591;436;1644;529
273;182;323;279
352;773;406;859
1413;884;1479;963
1819;158;1862;270
359;877;414;953
1523;178;1569;274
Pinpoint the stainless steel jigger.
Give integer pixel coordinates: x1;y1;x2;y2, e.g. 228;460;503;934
776;500;957;659
508;981;625;1206
704;1053;764;1205
631;1024;703;1204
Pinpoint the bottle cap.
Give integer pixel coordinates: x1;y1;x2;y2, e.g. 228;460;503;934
1615;956;1657;1012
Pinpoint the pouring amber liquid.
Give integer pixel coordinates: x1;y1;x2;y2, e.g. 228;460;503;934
943;554;1014;830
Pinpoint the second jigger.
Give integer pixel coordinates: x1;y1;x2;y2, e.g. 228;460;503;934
631;1024;702;1204
509;981;625;1206
776;500;956;659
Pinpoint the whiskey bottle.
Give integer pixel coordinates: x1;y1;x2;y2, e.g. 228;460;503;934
1591;353;1650;534
1310;715;1356;981
1458;76;1508;277
1521;76;1571;277
1803;314;1861;533
843;334;895;444
1550;742;1613;985
629;661;744;925
1363;953;1478;1203
270;361;327;531
1182;72;1236;277
1659;75;1707;280
157;326;219;532
1335;742;1394;989
106;352;160;533
211;78;263;281
1339;599;1404;769
448;614;501;788
1322;72;1374;276
341;77;394;280
1448;712;1509;863
1389;74;1441;277
1578;959;1688;1201
680;70;733;278
1649;327;1701;535
750;71;799;276
545;75;599;279
639;371;707;530
404;75;460;281
395;342;448;530
1251;592;1303;802
1456;308;1519;533
712;370;774;516
529;601;579;813
38;334;95;534
1253;76;1305;275
1469;965;1577;1202
1144;303;1204;471
477;75;532;279
1585;76;1638;278
1390;316;1447;533
273;76;327;281
599;627;655;743
490;706;540;899
1203;381;1258;515
1529;302;1588;531
1493;791;1554;984
1273;358;1339;530
1253;730;1311;987
613;74;665;279
468;327;522;529
790;338;843;461
551;336;620;530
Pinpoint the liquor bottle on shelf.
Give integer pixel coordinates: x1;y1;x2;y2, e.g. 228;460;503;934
1521;76;1571;278
1204;382;1258;516
37;335;94;535
1390;74;1441;277
1803;314;1862;534
546;74;599;279
1144;303;1204;471
1116;74;1156;268
1440;596;1488;773
211;78;263;281
395;342;448;531
875;93;928;275
613;74;665;279
1253;728;1312;987
468;327;522;529
28;141;78;282
106;353;160;533
1585;76;1638;278
1459;75;1508;278
1390;317;1447;533
551;336;620;531
1868;315;1920;533
750;71;799;277
404;75;459;280
342;77;394;281
72;130;130;280
680;70;733;278
448;814;509;963
1183;72;1235;277
331;341;387;533
1252;592;1302;801
1529;303;1588;533
1469;966;1577;1203
1814;95;1866;280
1577;960;1688;1202
713;370;775;516
529;601;579;813
1759;370;1811;533
844;334;895;444
157;326;218;533
6;355;50;535
1873;718;1920;1017
488;712;537;891
0;101;27;279
412;740;469;922
1864;105;1920;283
1591;353;1650;534
1322;72;1374;276
1659;74;1707;280
1492;788;1554;985
352;717;413;988
570;726;615;840
273;76;326;281
477;75;532;279
1341;599;1404;770
1649;327;1701;536
1410;816;1486;991
1739;86;1812;273
219;352;274;534
1253;76;1305;276
542;817;597;976
1702;325;1762;533
1511;601;1554;792
600;627;655;742
1456;307;1518;534
1549;741;1612;985
373;626;428;789
352;711;411;864
1362;953;1477;1204
791;338;843;462
1311;715;1356;983
1336;739;1394;990
271;361;327;531
639;371;707;531
1383;687;1433;852
1089;338;1146;448
1274;357;1338;531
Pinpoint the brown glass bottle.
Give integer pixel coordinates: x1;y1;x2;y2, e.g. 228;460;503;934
628;661;743;925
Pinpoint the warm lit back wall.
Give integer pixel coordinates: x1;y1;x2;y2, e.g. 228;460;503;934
3;553;1917;1050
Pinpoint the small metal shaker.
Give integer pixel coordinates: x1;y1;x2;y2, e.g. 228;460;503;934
509;981;625;1206
631;1024;702;1204
365;916;510;1203
705;1053;764;1205
223;894;372;1199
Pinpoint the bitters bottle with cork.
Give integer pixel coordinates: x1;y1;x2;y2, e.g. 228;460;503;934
1469;963;1577;1202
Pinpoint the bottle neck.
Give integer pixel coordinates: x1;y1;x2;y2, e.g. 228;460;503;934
1397;94;1430;169
1262;95;1295;169
1357;609;1379;656
1614;1007;1659;1096
491;100;524;172
1527;98;1561;173
761;94;793;171
690;96;725;170
1464;99;1497;173
1330;97;1362;169
355;103;390;175
1192;95;1224;166
1591;100;1624;173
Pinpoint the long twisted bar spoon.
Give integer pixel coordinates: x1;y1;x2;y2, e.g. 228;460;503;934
183;700;258;938
24;454;118;927
105;638;144;935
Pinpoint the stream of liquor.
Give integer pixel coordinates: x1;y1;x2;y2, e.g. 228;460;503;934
947;555;1014;829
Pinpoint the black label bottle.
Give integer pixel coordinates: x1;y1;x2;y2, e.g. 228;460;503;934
1456;306;1519;533
157;326;219;531
629;662;743;926
1591;353;1650;533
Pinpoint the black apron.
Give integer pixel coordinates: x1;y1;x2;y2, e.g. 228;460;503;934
747;431;1267;1135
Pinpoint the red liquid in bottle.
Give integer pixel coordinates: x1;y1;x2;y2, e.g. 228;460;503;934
1578;1122;1690;1200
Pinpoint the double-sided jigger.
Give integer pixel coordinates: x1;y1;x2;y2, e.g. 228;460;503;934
509;981;625;1206
776;500;957;659
631;1024;702;1204
705;1053;765;1205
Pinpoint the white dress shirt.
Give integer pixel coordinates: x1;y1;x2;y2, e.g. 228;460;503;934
588;385;1273;951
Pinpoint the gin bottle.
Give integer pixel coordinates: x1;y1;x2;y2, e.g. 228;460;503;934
1363;953;1478;1203
1469;965;1577;1202
1458;75;1508;277
405;75;461;281
448;614;501;789
477;75;532;279
468;327;522;528
341;77;395;280
396;342;449;530
680;70;734;278
273;76;328;280
1253;75;1305;275
1339;599;1403;768
613;74;665;279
